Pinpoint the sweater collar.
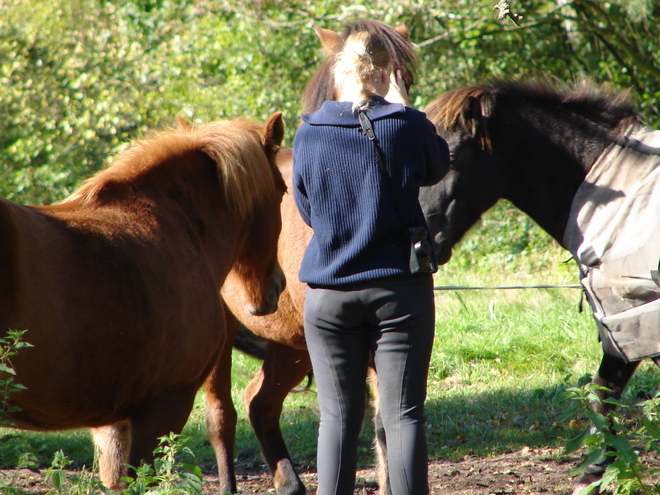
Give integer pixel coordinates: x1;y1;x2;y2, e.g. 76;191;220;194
301;96;405;127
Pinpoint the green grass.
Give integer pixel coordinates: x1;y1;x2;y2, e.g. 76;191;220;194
426;283;597;460
3;202;660;476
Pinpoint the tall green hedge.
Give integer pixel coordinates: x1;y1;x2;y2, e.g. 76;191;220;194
1;0;658;206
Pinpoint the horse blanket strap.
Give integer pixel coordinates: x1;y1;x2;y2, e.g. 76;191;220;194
564;124;660;362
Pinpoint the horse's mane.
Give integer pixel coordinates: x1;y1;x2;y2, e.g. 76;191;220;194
426;79;639;133
69;119;278;217
301;19;417;114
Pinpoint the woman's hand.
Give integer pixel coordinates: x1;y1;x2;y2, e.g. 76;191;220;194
384;70;409;106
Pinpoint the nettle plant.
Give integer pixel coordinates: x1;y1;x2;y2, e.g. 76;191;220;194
0;330;32;424
559;382;660;495
43;433;203;495
120;433;204;495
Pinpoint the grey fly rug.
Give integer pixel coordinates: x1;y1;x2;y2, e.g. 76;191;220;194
564;124;660;362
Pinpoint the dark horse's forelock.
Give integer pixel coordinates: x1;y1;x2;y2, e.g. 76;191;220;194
425;85;494;132
425;85;496;152
301;19;417;114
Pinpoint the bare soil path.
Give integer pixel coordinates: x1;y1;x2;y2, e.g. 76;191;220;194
0;446;590;494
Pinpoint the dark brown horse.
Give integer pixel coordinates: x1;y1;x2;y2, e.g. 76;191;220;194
420;79;659;495
0;112;286;489
217;20;416;495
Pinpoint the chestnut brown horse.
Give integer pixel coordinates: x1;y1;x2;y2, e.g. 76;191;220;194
419;80;660;495
0;112;286;489
218;20;416;495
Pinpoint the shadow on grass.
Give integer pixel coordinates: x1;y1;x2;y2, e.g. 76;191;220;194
223;383;583;472
424;385;573;460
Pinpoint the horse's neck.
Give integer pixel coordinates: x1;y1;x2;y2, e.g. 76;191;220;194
161;178;243;280
122;161;245;279
499;108;611;246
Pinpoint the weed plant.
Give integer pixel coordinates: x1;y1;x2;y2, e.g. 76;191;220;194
560;384;660;494
0;330;32;425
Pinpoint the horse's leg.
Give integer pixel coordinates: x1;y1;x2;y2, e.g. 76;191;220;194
572;352;640;495
204;309;240;494
244;341;310;495
91;421;132;490
127;384;199;473
368;366;391;495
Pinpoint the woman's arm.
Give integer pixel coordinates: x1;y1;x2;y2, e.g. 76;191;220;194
421;121;450;187
292;145;313;227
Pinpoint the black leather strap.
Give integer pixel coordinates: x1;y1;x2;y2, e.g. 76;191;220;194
358;110;407;226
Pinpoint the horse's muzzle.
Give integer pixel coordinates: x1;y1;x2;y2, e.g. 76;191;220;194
249;266;286;316
434;233;453;266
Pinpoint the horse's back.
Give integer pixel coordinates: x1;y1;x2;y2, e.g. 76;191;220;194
0;198;71;329
0;196;225;430
0;197;26;324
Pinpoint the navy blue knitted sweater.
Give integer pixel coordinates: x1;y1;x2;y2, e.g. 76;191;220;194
293;96;449;287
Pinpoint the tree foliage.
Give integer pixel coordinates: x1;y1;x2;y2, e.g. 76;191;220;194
1;0;658;204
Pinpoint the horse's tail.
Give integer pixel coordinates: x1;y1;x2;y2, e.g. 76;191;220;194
233;325;268;360
232;325;314;393
291;369;314;394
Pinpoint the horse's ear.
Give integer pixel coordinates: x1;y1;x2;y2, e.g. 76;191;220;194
176;116;191;130
394;24;410;40
314;25;342;55
262;112;284;159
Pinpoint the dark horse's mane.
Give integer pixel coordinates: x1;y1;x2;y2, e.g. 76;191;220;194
426;79;640;140
301;19;417;114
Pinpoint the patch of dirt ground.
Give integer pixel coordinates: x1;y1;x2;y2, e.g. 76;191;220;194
230;447;579;495
0;447;599;494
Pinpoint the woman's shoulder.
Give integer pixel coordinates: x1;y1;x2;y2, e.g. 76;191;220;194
400;104;430;121
300;101;356;126
395;106;436;134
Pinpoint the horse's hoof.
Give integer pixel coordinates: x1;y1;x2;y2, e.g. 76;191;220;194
273;459;306;495
570;454;611;495
571;482;600;495
571;472;604;495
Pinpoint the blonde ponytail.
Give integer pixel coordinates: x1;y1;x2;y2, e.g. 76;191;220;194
333;31;391;111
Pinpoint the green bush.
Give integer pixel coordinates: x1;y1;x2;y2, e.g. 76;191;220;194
2;0;659;205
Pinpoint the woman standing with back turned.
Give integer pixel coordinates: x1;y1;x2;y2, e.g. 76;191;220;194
292;29;449;495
